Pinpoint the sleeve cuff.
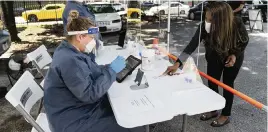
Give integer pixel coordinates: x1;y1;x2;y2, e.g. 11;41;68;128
176;58;183;67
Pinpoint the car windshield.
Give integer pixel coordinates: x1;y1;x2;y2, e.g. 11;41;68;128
112;4;122;10
161;2;169;6
161;2;180;6
88;4;116;13
196;1;208;8
128;1;140;8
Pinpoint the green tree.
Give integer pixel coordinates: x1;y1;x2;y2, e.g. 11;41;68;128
1;1;21;42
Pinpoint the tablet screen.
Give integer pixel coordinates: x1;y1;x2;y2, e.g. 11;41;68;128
116;55;141;83
126;56;139;69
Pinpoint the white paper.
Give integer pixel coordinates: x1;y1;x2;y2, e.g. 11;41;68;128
114;93;163;115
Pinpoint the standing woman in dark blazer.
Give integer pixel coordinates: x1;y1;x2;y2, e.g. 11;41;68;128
164;2;249;127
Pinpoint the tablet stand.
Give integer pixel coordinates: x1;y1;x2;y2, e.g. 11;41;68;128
130;69;149;90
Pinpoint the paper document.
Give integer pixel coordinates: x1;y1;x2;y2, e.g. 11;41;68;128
114;93;163;115
130;95;155;108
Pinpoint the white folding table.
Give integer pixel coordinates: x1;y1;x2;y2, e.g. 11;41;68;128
96;45;225;132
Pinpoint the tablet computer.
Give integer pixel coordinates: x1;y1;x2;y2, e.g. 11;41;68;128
116;55;141;83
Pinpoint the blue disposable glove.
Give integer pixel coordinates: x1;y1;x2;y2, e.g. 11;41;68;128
110;56;126;73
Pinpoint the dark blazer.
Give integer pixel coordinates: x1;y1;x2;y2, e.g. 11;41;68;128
176;16;249;65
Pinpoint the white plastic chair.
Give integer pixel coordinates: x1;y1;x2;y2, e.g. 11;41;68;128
27;45;52;114
5;71;51;132
27;45;52;77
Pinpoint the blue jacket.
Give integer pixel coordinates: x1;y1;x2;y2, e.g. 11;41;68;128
44;40;117;132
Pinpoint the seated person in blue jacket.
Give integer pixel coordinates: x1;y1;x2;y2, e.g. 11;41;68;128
63;0;102;49
44;10;145;132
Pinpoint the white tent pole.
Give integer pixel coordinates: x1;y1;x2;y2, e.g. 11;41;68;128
167;0;171;53
196;2;204;67
158;0;160;38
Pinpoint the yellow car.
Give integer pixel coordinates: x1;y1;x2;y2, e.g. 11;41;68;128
22;4;65;22
127;8;142;23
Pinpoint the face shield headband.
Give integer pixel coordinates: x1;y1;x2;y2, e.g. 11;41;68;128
67;27;99;35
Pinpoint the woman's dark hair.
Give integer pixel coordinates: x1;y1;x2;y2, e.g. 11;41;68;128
205;2;241;58
66;10;95;38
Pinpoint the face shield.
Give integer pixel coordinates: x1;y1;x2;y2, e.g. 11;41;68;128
67;27;99;53
67;27;99;36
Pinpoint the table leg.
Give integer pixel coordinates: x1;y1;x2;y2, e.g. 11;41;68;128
6;73;13;86
182;114;188;132
146;125;150;132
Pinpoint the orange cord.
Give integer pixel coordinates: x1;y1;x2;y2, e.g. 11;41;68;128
158;47;265;110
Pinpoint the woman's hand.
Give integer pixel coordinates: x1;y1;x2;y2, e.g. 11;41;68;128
225;55;236;67
163;62;180;76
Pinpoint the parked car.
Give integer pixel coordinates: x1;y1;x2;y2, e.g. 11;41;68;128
147;2;190;17
127;8;142;21
14;7;25;16
112;3;127;31
141;2;159;11
0;29;11;56
22;4;65;22
188;1;208;20
126;1;142;23
189;0;267;22
112;3;127;17
88;2;122;33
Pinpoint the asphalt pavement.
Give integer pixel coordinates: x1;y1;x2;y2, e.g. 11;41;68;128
0;20;267;132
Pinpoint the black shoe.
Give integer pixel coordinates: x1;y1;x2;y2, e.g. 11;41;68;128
200;112;218;121
0;87;8;98
211;117;230;127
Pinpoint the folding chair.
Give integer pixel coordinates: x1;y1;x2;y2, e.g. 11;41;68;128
26;45;52;78
26;45;52;114
5;71;51;132
248;9;264;32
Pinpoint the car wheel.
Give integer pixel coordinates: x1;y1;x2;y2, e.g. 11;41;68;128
28;15;38;22
189;12;195;20
147;16;156;22
130;12;139;19
180;10;185;14
160;10;165;15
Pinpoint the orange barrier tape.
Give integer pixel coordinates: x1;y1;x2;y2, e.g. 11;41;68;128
198;71;264;109
157;47;266;111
